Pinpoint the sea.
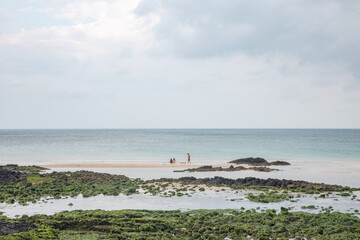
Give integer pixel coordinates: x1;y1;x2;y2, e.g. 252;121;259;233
1;129;360;216
0;129;359;165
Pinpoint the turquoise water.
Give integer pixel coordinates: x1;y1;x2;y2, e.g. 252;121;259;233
0;129;359;164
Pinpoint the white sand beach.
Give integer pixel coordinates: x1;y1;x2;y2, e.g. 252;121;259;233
41;162;204;169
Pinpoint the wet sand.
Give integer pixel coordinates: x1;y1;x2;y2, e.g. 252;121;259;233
41;162;206;169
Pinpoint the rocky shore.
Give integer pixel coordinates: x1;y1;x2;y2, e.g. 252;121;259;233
0;165;356;206
0;165;359;239
157;176;352;192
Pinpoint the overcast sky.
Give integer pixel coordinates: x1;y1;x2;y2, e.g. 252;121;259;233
0;0;359;129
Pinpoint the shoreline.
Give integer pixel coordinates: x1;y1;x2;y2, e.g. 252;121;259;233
1;163;359;240
2;161;359;187
1;165;359;219
40;162;207;169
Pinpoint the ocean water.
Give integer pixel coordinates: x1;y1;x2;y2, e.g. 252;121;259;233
0;129;359;165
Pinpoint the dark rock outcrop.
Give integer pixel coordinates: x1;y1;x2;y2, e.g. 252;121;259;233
158;176;345;192
271;161;291;166
174;165;276;173
0;221;35;235
229;157;290;166
0;168;23;185
230;157;268;165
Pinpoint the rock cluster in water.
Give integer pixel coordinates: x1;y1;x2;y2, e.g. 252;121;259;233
229;157;290;166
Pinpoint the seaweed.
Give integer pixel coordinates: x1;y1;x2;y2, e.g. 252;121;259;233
0;169;137;205
0;209;359;239
301;205;318;209
247;192;289;203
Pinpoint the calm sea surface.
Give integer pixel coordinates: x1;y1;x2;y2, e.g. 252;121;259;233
0;129;359;164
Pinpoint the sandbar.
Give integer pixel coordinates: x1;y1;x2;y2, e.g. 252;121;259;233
41;162;206;169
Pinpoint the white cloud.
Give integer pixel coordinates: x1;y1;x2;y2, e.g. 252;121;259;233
136;0;360;78
0;0;359;128
0;0;157;62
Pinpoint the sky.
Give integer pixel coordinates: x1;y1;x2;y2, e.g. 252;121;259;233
0;0;360;129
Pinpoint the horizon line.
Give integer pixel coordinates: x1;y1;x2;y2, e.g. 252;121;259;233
0;128;359;130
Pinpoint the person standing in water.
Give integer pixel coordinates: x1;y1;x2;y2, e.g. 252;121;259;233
187;153;191;164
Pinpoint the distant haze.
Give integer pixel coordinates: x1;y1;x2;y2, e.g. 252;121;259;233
1;0;360;129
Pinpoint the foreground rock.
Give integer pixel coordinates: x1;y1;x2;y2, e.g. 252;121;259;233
229;157;290;166
0;168;23;185
0;164;49;174
0;221;35;235
0;164;51;185
174;165;277;173
0;166;134;205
